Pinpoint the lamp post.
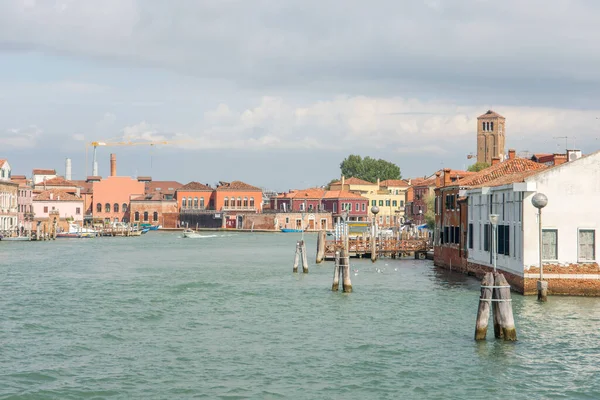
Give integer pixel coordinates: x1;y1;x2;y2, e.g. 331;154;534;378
371;206;380;261
489;214;499;273
342;210;349;250
532;192;548;302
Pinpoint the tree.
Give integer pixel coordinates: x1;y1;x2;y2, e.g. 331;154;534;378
467;162;490;172
339;155;401;183
424;194;435;230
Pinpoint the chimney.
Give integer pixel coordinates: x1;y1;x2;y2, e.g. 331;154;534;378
491;157;500;166
377;178;380;189
50;192;53;200
443;168;451;186
76;187;81;197
341;175;345;189
110;153;116;177
435;171;441;187
65;158;72;181
554;154;567;166
508;149;516;160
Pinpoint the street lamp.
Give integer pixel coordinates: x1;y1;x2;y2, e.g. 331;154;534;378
532;192;548;302
371;205;380;237
489;214;499;273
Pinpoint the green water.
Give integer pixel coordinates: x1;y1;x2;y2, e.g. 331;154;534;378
1;232;599;399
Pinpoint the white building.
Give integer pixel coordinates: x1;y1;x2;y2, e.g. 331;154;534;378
466;150;600;294
0;159;18;234
32;168;57;185
33;190;84;222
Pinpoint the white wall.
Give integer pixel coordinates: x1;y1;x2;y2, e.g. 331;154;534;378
522;153;600;267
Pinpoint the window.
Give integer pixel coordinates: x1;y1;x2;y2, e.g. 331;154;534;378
392;200;397;207
497;225;509;256
308;204;314;212
182;197;187;208
244;197;248;207
491;122;494;131
44;206;48;213
355;203;359;211
187;197;192;208
199;197;204;208
542;229;558;261
333;203;337;213
122;203;128;213
153;212;158;221
482;121;486;131
443;226;449;244
371;200;376;207
579;230;595;261
194;197;198;208
484;223;490;251
134;211;140;221
285;217;289;224
300;203;305;211
143;211;149;222
96;203;102;212
237;197;242;207
249;197;255;208
114;203;119;212
379;200;383;206
468;223;473;249
454;226;460;244
224;197;229;207
105;203;110;213
385;199;390;207
76;207;81;215
362;203;366;211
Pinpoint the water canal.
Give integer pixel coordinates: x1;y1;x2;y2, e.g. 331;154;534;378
1;232;599;399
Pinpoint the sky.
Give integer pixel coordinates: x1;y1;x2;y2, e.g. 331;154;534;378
1;0;600;191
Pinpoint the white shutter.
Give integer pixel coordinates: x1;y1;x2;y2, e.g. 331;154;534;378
579;230;595;261
542;230;557;260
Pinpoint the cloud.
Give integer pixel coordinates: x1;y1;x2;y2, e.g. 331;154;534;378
0;125;42;148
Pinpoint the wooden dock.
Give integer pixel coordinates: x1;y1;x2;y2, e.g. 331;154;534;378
324;238;430;260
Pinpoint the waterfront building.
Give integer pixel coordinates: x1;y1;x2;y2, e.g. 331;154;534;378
214;181;263;213
11;175;34;234
465;149;599;295
176;181;214;211
477;110;506;164
91;154;145;224
243;211;333;231
31;168;57;185
130;192;178;228
270;188;326;213
32;189;84;227
321;190;369;222
0;159;19;235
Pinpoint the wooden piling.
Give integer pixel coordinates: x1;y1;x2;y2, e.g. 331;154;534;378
493;273;517;341
300;240;309;273
537;280;548;302
370;233;377;262
332;250;340;291
474;272;493;340
341;248;352;293
316;230;326;264
293;241;300;273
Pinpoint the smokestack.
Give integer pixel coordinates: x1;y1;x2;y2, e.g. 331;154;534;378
92;161;98;177
110;154;116;177
491;157;500;166
65;158;72;181
508;149;516;160
443;168;451;186
435;172;441;187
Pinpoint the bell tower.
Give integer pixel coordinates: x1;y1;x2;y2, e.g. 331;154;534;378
476;110;506;164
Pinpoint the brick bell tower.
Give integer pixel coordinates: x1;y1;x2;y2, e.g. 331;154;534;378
477;110;506;164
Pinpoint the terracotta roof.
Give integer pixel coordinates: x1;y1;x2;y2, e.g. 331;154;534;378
0;159;6;168
344;177;375;185
86;176;102;182
531;154;557;164
34;189;82;202
11;174;26;180
178;181;213;191
477;110;504;119
380;179;409;188
131;192;176;201
277;188;325;199
145;180;183;195
216;181;262;191
471;169;544;188
137;176;152;182
323;190;367;200
457;158;546;187
71;180;93;194
32;169;56;175
42;176;78;187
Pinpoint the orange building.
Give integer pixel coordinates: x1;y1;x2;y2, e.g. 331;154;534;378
214;181;262;213
91;154;145;223
176;182;214;210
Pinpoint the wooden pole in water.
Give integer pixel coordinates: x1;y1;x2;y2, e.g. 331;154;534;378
474;272;493;340
316;230;326;264
300;239;309;273
293;241;300;273
493;273;517;341
332;250;340;291
341;247;352;293
370;232;377;262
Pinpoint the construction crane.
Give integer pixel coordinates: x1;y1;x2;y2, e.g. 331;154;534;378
85;139;190;177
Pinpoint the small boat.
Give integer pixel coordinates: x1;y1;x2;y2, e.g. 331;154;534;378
280;228;304;233
56;223;98;238
148;225;161;231
1;236;31;241
182;228;203;238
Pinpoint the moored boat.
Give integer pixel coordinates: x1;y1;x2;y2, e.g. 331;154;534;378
56;223;98;238
182;228;203;238
280;228;304;233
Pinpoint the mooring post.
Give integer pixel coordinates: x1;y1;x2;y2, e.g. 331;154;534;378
474;272;493;340
341;248;352;293
332;250;340;291
493;273;517;341
293;241;300;273
316;230;326;264
300;239;309;273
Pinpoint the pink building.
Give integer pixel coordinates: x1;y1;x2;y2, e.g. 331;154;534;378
321;190;369;221
91;154;145;223
33;189;84;222
11;175;34;233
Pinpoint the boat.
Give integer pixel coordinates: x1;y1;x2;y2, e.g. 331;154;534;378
140;223;161;231
182;228;204;238
56;223;98;238
1;235;31;241
281;228;304;233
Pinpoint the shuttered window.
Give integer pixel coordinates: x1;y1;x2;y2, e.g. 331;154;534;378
542;229;558;261
468;223;473;249
484;223;490;252
578;230;595;262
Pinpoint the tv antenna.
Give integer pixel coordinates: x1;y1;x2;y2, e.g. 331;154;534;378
552;136;568;153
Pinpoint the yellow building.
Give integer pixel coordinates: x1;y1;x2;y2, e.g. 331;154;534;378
329;177;408;227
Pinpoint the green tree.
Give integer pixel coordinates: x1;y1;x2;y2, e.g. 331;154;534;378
424;194;435;230
467;162;490;172
339;155;401;183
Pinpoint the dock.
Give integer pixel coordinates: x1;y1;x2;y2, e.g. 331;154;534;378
324;238;430;260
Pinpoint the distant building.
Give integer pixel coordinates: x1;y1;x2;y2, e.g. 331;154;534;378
11;175;34;234
32;169;57;185
0;159;18;234
477;110;506;164
32;189;84;223
321;190;369;222
130;192;178;228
